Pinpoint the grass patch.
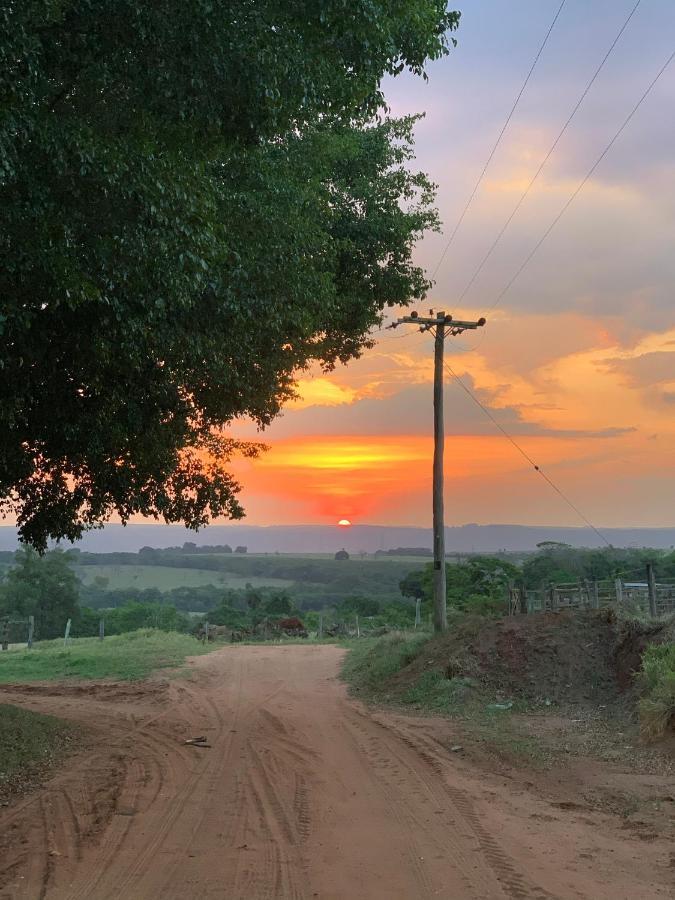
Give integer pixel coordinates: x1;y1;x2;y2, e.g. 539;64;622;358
0;629;211;682
341;632;430;696
639;642;675;740
0;704;79;803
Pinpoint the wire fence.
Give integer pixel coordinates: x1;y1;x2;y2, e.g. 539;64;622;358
507;565;675;619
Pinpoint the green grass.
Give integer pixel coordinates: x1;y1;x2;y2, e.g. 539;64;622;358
0;629;210;682
76;563;292;591
341;632;430;696
0;704;78;798
639;642;675;740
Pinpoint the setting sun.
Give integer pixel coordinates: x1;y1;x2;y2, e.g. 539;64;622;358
337;518;352;527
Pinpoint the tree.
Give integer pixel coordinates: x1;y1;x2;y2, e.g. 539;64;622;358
399;569;426;600
335;549;350;561
337;595;380;618
0;547;80;639
262;592;295;618
402;557;520;617
0;2;460;549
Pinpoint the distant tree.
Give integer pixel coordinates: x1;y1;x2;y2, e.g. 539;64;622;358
403;557;520;616
0;547;80;639
235;546;248;555
263;592;295;618
244;585;262;611
335;549;350;561
0;3;459;550
399;569;426;600
182;542;198;553
337;595;380;617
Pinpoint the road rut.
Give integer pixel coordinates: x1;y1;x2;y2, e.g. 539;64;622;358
0;645;672;899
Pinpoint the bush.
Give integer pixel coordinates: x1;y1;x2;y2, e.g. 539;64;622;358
639;642;675;740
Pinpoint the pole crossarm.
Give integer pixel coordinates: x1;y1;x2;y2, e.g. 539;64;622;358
394;313;486;333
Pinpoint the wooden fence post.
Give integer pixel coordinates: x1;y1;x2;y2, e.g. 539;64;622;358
63;618;72;647
355;615;360;638
614;578;623;606
591;579;600;609
204;621;209;644
548;583;557;612
415;598;422;628
318;613;323;639
519;584;528;615
99;618;105;641
1;617;8;651
646;563;658;618
27;615;34;649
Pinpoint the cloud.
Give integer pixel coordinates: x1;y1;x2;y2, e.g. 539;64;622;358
603;351;675;388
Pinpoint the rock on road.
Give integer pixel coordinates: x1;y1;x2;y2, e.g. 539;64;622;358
0;645;672;899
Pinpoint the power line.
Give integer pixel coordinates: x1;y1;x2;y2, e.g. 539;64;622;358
442;355;612;547
431;0;567;280
488;44;675;311
458;0;641;303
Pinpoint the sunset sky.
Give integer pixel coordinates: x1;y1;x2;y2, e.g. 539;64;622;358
226;0;675;531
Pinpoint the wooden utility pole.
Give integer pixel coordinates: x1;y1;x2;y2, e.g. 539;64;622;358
393;310;486;632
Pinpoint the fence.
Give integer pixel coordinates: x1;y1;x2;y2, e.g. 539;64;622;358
0;615;105;650
507;565;675;619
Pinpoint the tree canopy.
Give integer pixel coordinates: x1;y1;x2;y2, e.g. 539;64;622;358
0;2;460;549
0;547;80;638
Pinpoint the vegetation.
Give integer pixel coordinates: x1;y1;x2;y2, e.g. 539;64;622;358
341;632;429;696
0;704;77;795
400;556;519;616
1;2;460;550
521;543;664;588
0;547;79;639
0;630;210;682
639;640;675;740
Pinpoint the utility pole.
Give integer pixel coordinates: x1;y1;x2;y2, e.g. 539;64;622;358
392;310;486;632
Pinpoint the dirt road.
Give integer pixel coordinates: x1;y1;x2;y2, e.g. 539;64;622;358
0;645;672;899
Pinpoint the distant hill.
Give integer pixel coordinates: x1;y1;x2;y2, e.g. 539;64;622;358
2;523;675;553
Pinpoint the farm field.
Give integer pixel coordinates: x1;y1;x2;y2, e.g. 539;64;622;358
76;564;292;592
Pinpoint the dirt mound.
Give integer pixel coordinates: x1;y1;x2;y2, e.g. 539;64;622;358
389;610;674;709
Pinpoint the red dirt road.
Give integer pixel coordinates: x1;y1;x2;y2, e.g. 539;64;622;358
0;645;672;899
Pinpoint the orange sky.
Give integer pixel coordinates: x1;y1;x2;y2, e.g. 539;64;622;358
221;4;675;530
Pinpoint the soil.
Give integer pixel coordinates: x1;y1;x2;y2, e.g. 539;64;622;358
390;609;675;710
0;644;673;899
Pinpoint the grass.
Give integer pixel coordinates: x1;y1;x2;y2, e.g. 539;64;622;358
639;642;675;740
341;632;431;696
76;564;292;591
0;629;211;682
0;704;78;801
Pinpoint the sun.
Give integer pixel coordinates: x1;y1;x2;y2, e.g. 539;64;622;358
337;518;352;527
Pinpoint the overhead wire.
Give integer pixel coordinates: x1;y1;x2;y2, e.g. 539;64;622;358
487;44;675;312
431;0;567;280
457;0;642;304
437;342;612;546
